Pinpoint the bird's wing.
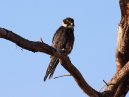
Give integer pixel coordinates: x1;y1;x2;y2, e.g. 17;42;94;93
65;29;74;53
44;27;63;81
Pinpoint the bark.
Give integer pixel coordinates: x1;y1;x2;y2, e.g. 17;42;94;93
114;0;129;96
101;0;129;96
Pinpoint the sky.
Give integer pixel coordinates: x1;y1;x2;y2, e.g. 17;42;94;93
0;0;126;97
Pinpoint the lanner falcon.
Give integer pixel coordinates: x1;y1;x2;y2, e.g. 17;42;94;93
44;17;75;81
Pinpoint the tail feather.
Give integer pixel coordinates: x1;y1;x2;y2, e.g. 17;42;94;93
48;59;59;79
44;57;59;81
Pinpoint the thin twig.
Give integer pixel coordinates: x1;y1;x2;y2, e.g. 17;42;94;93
54;74;72;79
40;37;44;43
103;80;109;86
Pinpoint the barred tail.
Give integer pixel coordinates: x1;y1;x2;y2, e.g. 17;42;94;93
44;57;59;81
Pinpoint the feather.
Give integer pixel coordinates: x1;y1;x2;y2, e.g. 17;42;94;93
44;57;59;81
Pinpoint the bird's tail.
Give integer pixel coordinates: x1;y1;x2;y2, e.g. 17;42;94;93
44;57;59;81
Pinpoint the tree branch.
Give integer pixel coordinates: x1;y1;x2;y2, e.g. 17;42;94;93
119;0;126;17
108;0;129;96
116;0;129;72
103;62;129;95
0;28;57;55
0;28;101;97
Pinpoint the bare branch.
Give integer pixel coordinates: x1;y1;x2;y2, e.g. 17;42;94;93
0;28;101;97
60;57;101;97
113;1;129;96
106;62;129;91
119;0;126;17
101;62;129;96
0;28;57;55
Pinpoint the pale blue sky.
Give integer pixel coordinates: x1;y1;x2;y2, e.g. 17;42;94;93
0;0;126;97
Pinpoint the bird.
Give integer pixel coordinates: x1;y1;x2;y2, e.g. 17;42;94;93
44;17;75;81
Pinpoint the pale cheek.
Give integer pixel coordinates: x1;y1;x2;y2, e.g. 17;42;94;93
61;22;67;27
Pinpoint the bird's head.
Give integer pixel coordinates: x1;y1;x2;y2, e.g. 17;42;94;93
62;17;74;28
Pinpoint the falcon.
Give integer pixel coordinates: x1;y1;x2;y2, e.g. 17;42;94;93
44;17;75;81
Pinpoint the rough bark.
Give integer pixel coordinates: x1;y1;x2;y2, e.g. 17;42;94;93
114;0;129;96
1;0;129;97
101;0;129;97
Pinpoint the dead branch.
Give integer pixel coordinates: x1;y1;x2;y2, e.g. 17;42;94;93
0;28;101;97
106;0;129;96
102;62;129;96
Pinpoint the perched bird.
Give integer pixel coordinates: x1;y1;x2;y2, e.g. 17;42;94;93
44;17;75;81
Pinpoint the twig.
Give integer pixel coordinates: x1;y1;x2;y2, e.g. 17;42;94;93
103;80;109;86
40;37;44;43
99;80;109;92
54;74;72;79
